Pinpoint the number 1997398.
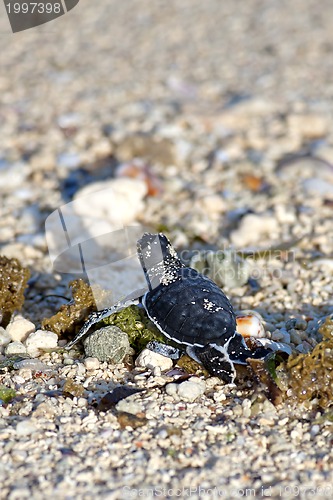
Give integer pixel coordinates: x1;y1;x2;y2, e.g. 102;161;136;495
6;3;62;14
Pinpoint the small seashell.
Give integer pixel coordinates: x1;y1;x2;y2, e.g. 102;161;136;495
236;311;266;338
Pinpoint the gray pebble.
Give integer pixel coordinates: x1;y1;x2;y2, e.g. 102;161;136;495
5;341;27;356
83;325;131;363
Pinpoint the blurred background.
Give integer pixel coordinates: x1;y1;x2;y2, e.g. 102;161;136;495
1;0;333;283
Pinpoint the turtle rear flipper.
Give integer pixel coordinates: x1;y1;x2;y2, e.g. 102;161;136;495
223;332;270;364
190;344;236;384
65;296;141;348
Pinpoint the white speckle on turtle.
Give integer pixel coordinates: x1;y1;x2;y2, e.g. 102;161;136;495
203;298;224;313
161;271;179;286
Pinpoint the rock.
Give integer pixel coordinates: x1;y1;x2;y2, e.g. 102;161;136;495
166;378;206;402
190;249;250;288
198;194;226;216
288;114;328;139
116;397;144;415
17;205;41;235
302;178;333;197
0;162;30;192
0;327;11;347
83;357;100;370
135;348;173;371
207;250;250;288
6;314;35;342
117;411;148;429
230;213;279;247
25;330;58;357
83;325;130;363
73;177;147;228
5;341;27;356
289;330;303;345
57;112;81;130
271;329;291;344
13;358;48;372
57;152;81;170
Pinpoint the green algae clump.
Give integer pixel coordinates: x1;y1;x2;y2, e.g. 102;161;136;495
42;279;96;339
100;304;165;353
0;385;16;404
0;256;30;326
278;316;333;408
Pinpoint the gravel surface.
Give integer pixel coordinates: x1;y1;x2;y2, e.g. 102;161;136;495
1;1;333;498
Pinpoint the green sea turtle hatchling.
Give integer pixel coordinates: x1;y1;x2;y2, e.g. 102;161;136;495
66;233;272;383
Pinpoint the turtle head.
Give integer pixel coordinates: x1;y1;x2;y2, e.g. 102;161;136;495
137;233;184;290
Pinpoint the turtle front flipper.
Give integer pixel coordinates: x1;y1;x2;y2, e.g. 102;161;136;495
188;344;236;384
65;297;140;349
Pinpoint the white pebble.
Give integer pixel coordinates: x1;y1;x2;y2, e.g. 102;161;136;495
166;378;206;402
25;330;58;357
310;425;320;437
84;357;100;370
16;420;38;436
11;450;28;462
73;177;147;227
116;399;144;415
6;314;35;342
135;348;173;371
0;327;11;347
5;341;27;356
13;358;48;372
231;213;279;247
